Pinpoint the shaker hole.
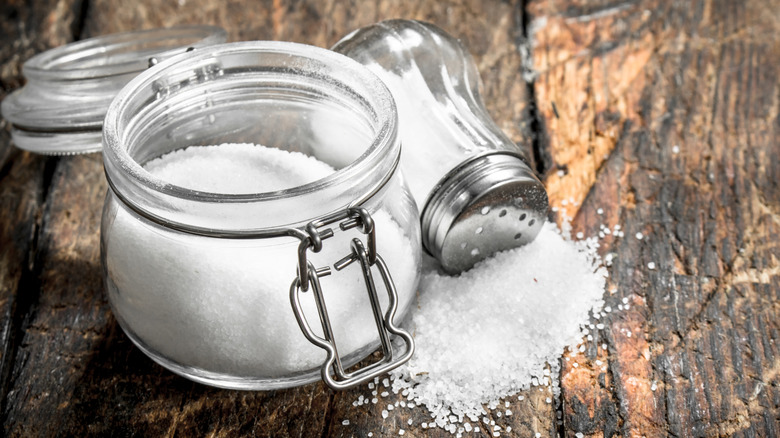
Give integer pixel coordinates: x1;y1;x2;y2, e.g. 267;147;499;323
528;219;536;226
499;209;507;217
481;206;491;215
519;213;527;221
514;233;523;240
475;227;483;234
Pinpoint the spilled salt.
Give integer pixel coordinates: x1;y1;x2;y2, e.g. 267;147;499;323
390;222;607;427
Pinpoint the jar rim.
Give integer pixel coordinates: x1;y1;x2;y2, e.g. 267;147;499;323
103;41;400;231
23;25;227;81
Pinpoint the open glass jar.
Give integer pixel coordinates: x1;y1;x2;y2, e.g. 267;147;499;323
101;42;421;390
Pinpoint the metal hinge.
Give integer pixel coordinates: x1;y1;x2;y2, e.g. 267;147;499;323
289;207;415;390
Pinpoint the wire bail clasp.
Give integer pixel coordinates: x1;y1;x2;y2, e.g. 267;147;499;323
289;207;415;390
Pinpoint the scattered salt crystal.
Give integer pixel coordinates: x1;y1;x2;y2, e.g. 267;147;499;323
622;297;628;304
576;433;584;438
342;420;350;426
672;145;680;154
576;232;584;239
636;232;644;240
536;433;542;438
648;262;656;270
372;398;378;404
518;395;525;400
596;323;604;329
368;433;373;437
398;429;405;435
493;432;500;437
381;391;389;397
546;397;552;404
382;410;388;419
407;419;413;425
383;378;390;387
597;208;604;214
651;381;658;391
464;423;472;432
507;426;512;432
573;363;579;368
387;405;394;411
368;383;374;389
505;410;512;416
422;422;428;429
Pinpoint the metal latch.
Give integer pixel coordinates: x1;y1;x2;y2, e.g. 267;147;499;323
289;207;415;390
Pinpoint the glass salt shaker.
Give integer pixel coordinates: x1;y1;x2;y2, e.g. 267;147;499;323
101;41;420;390
1;26;227;155
334;20;549;273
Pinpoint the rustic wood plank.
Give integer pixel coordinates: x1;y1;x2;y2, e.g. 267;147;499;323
528;0;780;436
0;0;84;430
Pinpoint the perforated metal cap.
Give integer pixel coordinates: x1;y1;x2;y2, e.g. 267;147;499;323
421;153;549;273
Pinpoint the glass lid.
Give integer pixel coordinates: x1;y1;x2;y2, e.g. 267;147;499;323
1;25;227;155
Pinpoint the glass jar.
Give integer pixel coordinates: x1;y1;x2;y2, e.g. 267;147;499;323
1;26;227;154
101;41;421;390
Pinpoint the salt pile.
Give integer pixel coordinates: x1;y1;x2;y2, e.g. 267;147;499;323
388;221;608;429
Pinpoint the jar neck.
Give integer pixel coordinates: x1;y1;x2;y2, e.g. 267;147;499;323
103;41;400;234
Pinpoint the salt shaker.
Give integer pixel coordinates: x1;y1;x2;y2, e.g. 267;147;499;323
334;20;549;273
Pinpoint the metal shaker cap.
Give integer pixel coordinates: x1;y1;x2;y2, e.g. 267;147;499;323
423;152;548;273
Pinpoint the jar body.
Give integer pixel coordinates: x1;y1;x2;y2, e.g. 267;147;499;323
101;42;421;390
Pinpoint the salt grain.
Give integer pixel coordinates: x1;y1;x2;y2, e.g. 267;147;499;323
648;262;656;270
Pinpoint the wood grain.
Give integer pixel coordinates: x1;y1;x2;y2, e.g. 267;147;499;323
528;0;780;436
0;0;778;436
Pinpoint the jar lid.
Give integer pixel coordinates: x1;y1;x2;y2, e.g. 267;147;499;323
1;25;227;155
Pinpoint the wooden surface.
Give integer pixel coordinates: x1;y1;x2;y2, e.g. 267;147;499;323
0;0;778;436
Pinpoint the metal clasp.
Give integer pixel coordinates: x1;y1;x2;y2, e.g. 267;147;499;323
289;207;415;390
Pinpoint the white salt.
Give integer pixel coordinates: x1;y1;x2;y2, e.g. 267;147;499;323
389;222;607;429
105;143;418;379
648;262;656;270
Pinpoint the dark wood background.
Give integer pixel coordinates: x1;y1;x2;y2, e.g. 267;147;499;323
1;0;778;436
